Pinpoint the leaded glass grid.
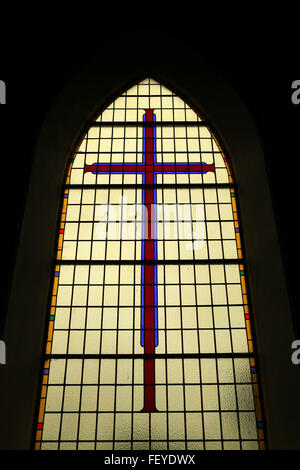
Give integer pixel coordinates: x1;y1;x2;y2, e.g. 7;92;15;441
34;78;265;451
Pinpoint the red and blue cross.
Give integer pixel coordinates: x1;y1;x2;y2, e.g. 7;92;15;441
84;109;215;412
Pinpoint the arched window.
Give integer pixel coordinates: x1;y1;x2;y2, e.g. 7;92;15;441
34;78;265;451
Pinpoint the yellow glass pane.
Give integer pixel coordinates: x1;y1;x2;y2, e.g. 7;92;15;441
239;412;258;440
167;359;183;384
168;385;184;411
185;386;202;411
60;413;78;440
98;386;115;411
68;331;84;354
133;414;149;440
63;386;80;411
183;330;198;353
101;331;116;354
150;413;167;440
45;386;63;412
51;331;68;354
221;412;239;439
81;386;98;411
66;359;82;384
83;359;99;384
185;414;203;441
203;413;221;439
168;413;185;439
181;307;196;328
114;414;131;440
42;414;61;441
167;331;182;353
96;413;114;440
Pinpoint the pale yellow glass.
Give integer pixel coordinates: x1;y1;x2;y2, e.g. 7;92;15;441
51;331;68;354
166;331;182;354
183;330;198;354
98;386;115;411
82;359;99;384
118;331;133;354
53;308;70;329
198;307;213;329
196;285;211;305
84;331;101;354
56;286;72;306
215;330;232;353
219;385;237;410
63;386;80;411
133;385;143;411
118;307;133;329
214;306;229;328
45;386;63;412
69;308;86;329
166;307;181;329
186;413;203;440
101;331;116;354
232;330;248;353
88;286;103;306
116;360;133;384
199;330;215;353
185;386;202;411
168;413;185;439
114;414;131;440
222;412;239;439
68;331;84;354
242;441;259;450
201;359;217;383
229;306;245;328
182;307;197;329
97;413;114;440
42;414;61;441
150;413;167;440
239;412;258;439
167;359;183;383
116;386;132;411
203;412;221;439
133;414;149;440
212;285;227;304
66;359;82;384
60;413;78;440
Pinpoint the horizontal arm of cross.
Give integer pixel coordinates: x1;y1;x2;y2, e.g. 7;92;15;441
84;162;215;174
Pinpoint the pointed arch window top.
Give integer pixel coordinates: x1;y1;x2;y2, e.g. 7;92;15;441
95;78;203;123
70;78;232;187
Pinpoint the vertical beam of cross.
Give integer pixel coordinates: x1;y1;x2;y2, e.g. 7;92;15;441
141;109;158;411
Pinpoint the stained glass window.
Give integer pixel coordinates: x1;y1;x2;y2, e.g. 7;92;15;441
34;78;265;450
